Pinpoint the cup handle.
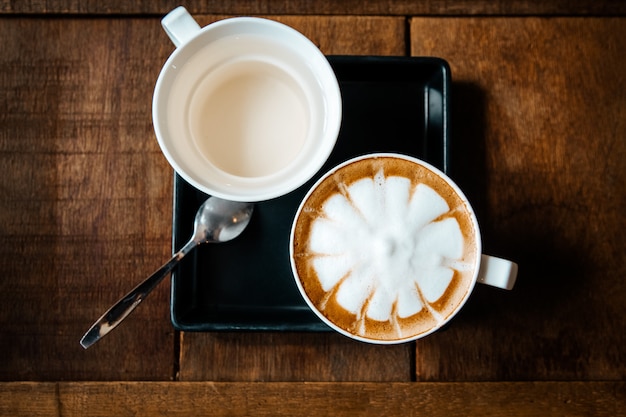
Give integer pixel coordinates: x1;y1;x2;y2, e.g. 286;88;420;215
477;254;518;290
161;6;201;47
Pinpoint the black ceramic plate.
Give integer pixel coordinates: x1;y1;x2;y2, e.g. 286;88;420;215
171;55;451;331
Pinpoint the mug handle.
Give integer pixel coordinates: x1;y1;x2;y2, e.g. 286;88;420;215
161;6;201;47
477;255;518;290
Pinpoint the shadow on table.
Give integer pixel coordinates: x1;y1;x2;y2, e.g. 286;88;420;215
447;81;589;323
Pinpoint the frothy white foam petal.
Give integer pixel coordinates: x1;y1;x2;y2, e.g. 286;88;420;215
408;184;450;231
347;177;384;226
312;255;352;292
383;176;411;221
416;266;454;303
415;217;464;260
309;218;346;255
322;193;364;231
335;268;373;315
396;284;423;318
366;287;394;322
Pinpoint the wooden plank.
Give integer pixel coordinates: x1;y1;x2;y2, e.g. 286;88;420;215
1;381;624;416
0;17;176;380
179;332;413;381
176;15;407;382
190;15;406;56
410;17;626;381
1;0;625;16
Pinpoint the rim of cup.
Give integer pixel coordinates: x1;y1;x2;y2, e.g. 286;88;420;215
289;152;483;344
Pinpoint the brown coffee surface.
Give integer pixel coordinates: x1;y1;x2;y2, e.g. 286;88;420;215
291;155;479;341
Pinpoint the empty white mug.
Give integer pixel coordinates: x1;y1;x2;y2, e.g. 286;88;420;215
153;7;342;202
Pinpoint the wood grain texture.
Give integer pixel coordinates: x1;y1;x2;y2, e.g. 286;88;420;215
177;15;407;382
191;15;406;56
410;17;626;381
179;332;413;381
0;17;176;380
1;0;625;16
1;381;624;416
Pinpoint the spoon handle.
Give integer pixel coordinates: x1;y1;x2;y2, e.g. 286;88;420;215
80;241;195;349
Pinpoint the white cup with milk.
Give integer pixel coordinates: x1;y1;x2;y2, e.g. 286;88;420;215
153;7;342;202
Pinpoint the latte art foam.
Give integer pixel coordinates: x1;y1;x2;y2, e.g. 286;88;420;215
292;156;479;341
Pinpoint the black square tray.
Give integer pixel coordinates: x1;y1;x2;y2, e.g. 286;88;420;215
171;55;451;331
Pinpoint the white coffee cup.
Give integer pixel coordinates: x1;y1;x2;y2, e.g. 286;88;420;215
153;7;342;202
290;153;518;344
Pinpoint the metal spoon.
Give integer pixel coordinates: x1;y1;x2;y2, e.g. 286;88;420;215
80;197;254;349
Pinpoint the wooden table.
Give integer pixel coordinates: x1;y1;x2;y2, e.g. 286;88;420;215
1;1;624;415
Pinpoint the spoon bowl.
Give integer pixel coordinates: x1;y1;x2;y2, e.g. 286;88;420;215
193;197;254;244
80;197;254;349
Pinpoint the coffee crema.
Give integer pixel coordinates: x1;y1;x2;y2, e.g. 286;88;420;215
291;155;479;342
